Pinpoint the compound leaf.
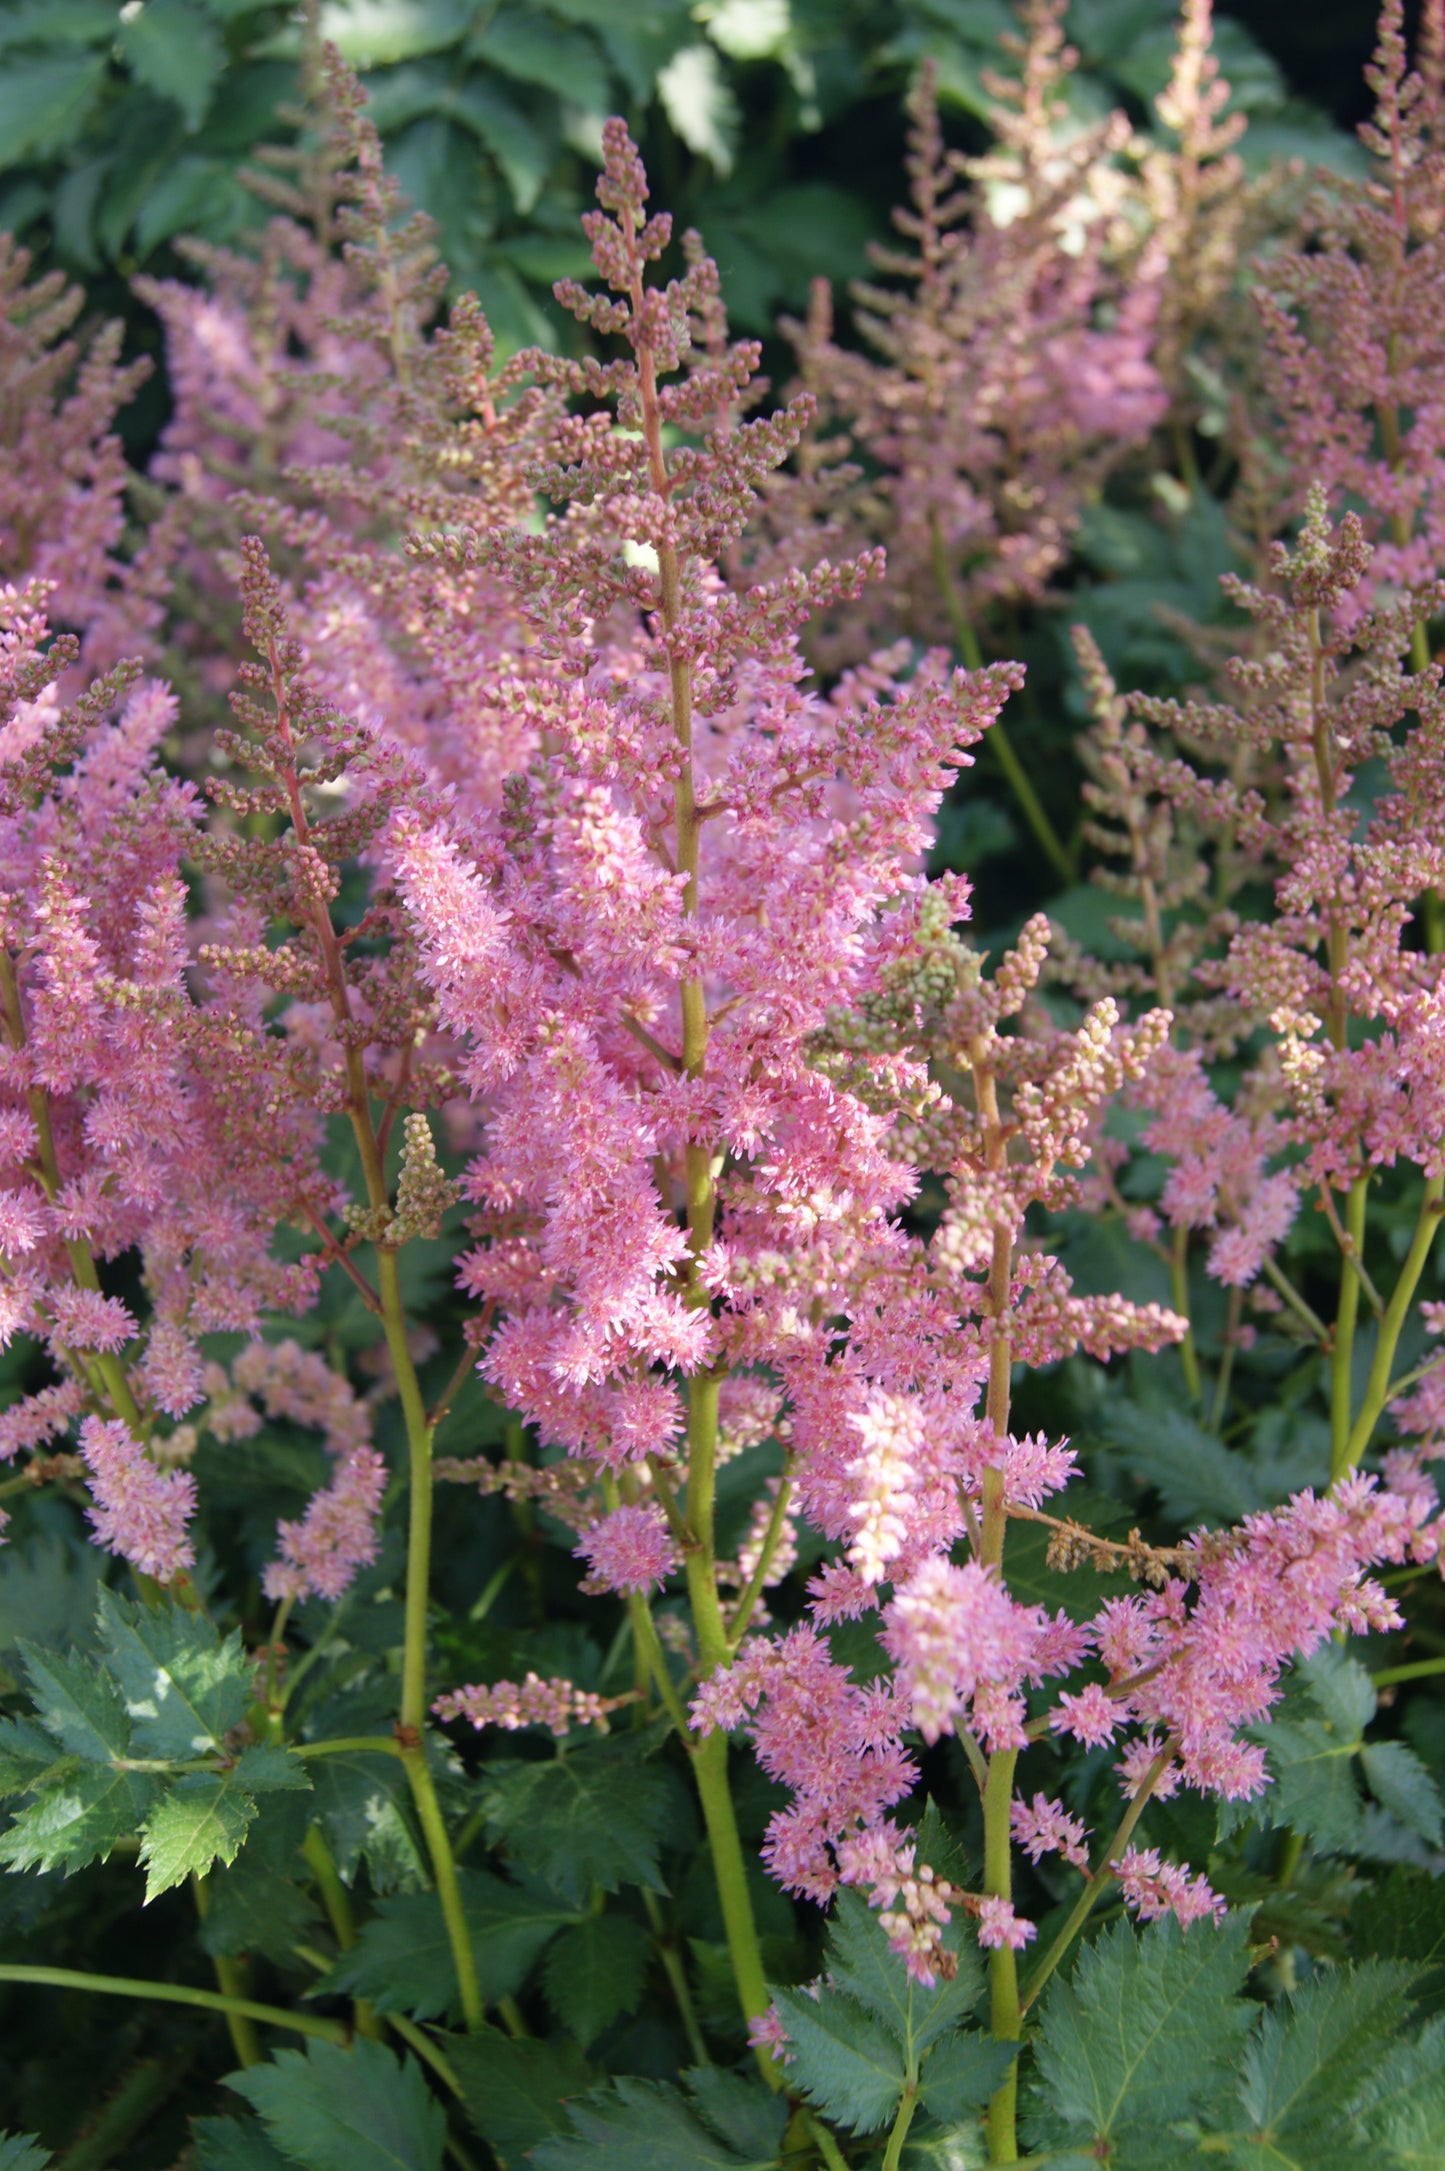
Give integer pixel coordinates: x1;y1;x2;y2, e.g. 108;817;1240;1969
140;1771;257;1900
480;1746;670;1902
229;2037;444;2171
541;1912;650;2046
97;1589;251;1760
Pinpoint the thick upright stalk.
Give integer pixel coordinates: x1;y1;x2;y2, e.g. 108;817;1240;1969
625;216;773;2070
970;1053;1021;2164
1329;1178;1369;1472
1339;1177;1445;1477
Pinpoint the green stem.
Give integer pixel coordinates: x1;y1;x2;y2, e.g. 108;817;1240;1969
193;1875;262;2068
882;2081;919;2171
626;1588;692;1738
294;1735;404;1762
1330;1178;1369;1474
403;1742;482;2033
1170;1227;1201;1401
643;1887;710;2066
982;1746;1021;2163
1339;1177;1444;1478
0;1964;347;2043
385;2011;463;2097
57;2049;194;2171
1019;1745;1174;2014
802;2109;851;2171
691;1727;777;2084
928;516;1075;886
727;1474;793;1647
1370;1655;1445;1688
303;1823;382;2041
1261;1255;1330;1344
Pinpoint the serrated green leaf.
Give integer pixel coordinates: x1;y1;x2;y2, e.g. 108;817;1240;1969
232;1744;312;1794
657;44;737;173
769;1983;907;2134
0;1534;103;1657
140;1772;257;1899
0;1719;73;1797
0;53;106;171
1299;1645;1376;1738
682;2069;789;2163
0;2134;51;2171
1235;1963;1416;2166
529;2074;784;2170
319;0;474;67
1351;1869;1445;2014
541;1913;650;2046
1351;2018;1445;2165
118;0;226;129
480;1745;670;1902
303;1728;424;1892
192;2115;292;2171
1360;1743;1444;1846
229;2038;445;2171
97;1589;251;1759
472;6;610;109
1099;1402;1264;1524
1245;1717;1364;1853
0;0;114;48
1025;1915;1254;2159
324;1869;579;2018
453;79;549;211
18;1643;130;1764
447;2028;595;2159
827;1889;981;2064
0;1766;159;1874
198;1852;320;1962
918;2034;1020;2124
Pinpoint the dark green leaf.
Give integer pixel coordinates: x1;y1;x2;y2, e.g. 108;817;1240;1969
1098;1402;1264;1524
918;2034;1020;2124
0;54;106;171
768;1982;907;2135
97;1589;251;1759
192;2115;292;2171
1230;1707;1364;1853
1299;1645;1376;1739
541;1913;650;2046
1235;1964;1416;2166
480;1746;671;1902
0;1;114;48
304;1733;424;1892
118;0;226;129
140;1772;257;1900
229;2038;445;2171
681;2070;789;2164
199;1854;321;1963
1025;1914;1254;2159
0;2135;51;2171
324;1869;579;2018
1360;1743;1444;1846
0;1535;103;1658
1351;2018;1445;2164
826;1888;981;2064
232;1744;312;1794
530;2073;784;2170
0;1719;73;1797
0;1766;159;1874
1351;1870;1445;2015
472;6;610;109
323;0;476;67
18;1644;129;1764
448;2029;594;2160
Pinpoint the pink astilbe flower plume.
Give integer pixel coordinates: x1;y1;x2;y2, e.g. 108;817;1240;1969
80;1416;195;1584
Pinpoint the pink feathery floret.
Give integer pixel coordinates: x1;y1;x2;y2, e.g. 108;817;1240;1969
262;1445;387;1604
1113;1846;1224;1928
976;1896;1036;1951
432;1672;621;1737
80;1416;195;1583
575;1502;677;1593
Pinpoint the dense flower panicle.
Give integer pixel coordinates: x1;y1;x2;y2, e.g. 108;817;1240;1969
1258;0;1445;617
263;1444;387;1603
434;1673;627;1737
575;1502;678;1594
1112;1846;1224;1927
80;1417;195;1583
787;17;1167;665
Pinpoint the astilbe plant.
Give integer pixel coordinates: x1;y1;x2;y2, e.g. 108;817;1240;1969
0;18;1443;2171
